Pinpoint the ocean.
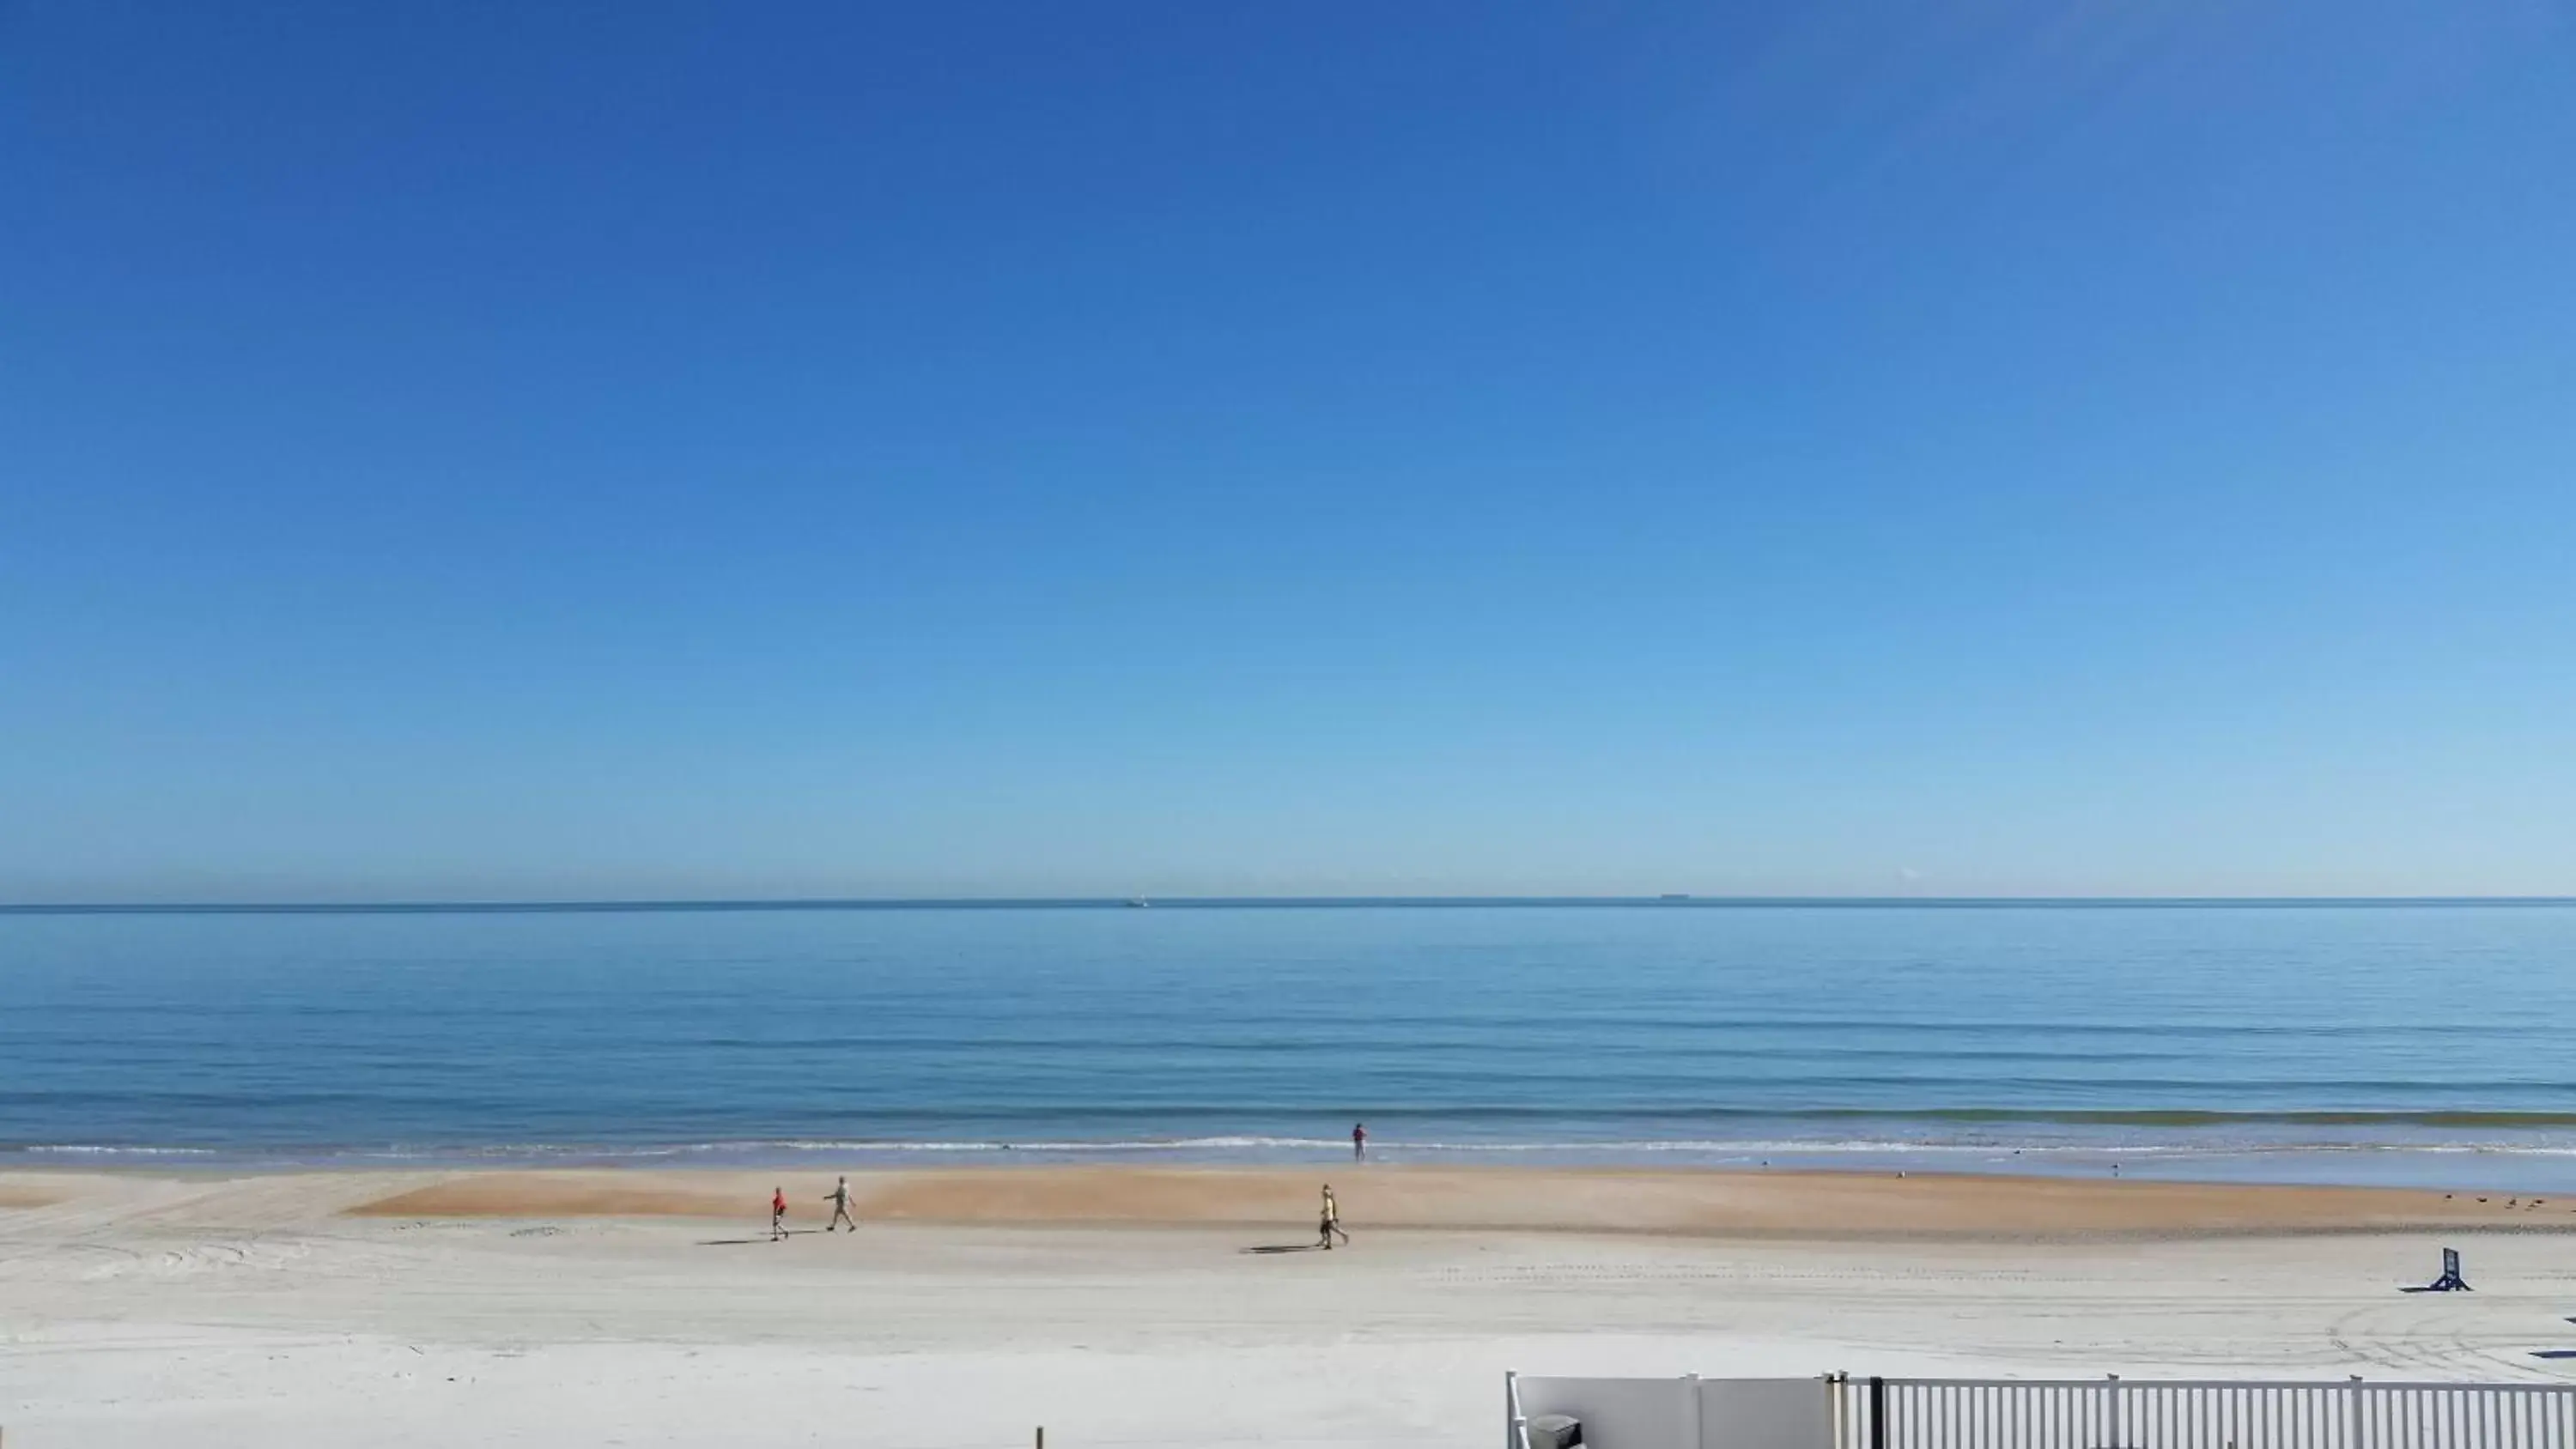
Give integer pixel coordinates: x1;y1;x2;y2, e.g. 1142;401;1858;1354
5;900;2575;1190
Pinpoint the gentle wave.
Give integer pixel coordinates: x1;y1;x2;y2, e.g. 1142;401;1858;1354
890;1106;2576;1128
17;1109;2576;1161
18;1137;2576;1165
1770;1108;2576;1128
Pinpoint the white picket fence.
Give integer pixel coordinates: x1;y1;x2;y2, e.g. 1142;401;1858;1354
1508;1373;2576;1449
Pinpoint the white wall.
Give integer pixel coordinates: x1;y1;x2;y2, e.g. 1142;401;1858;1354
1516;1375;1698;1449
1515;1376;1834;1449
1698;1378;1832;1449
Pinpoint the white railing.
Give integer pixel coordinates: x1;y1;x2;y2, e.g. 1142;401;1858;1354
1843;1376;2576;1449
1508;1374;2576;1449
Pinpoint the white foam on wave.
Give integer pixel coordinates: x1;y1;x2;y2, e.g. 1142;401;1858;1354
15;1144;222;1157
670;1136;1350;1154
608;1137;2576;1160
21;1137;2576;1169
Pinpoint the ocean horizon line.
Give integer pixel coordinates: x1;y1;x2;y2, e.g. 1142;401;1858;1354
7;894;2576;916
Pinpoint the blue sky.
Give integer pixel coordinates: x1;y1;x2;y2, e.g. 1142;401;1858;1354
4;2;2572;901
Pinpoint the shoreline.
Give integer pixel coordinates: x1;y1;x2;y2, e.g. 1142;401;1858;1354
15;1162;2575;1240
14;1137;2576;1196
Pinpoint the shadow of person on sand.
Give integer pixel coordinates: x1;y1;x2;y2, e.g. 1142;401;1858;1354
1241;1244;1325;1255
696;1230;826;1246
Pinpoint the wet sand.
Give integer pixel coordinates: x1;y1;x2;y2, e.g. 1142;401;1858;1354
341;1164;2571;1239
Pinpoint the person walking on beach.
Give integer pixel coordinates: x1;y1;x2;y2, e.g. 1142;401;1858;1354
770;1186;787;1241
1352;1122;1366;1160
1319;1183;1350;1249
824;1175;857;1233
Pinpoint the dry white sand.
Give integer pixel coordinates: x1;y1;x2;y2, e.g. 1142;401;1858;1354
4;1168;2574;1448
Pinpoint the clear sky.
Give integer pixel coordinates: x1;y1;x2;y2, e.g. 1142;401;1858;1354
4;2;2572;902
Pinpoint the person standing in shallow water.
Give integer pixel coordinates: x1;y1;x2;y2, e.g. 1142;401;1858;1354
1352;1123;1366;1160
824;1175;857;1232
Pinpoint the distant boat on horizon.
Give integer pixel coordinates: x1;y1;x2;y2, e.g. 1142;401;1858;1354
1125;898;1151;908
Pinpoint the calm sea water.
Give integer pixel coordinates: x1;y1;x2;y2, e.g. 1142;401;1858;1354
5;902;2575;1189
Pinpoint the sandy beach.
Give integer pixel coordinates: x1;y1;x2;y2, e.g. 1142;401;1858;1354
6;1166;2575;1446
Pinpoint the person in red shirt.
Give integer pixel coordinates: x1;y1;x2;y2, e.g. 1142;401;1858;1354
770;1186;787;1241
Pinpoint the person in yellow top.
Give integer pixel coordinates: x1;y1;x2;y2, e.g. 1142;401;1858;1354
1318;1183;1350;1249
